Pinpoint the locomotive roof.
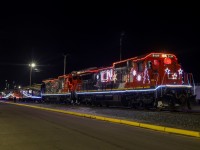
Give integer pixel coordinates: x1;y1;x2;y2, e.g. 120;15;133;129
73;52;177;75
135;52;176;59
42;52;178;81
113;52;177;65
42;78;56;82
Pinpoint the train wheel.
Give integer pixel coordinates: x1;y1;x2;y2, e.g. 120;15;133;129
155;99;163;111
106;102;110;107
71;100;75;105
169;103;175;112
131;103;137;109
75;100;80;105
168;98;175;112
179;94;187;111
137;100;144;110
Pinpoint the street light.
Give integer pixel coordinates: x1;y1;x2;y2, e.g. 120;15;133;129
29;63;36;86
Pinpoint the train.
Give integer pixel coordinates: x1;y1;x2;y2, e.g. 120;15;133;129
40;52;196;110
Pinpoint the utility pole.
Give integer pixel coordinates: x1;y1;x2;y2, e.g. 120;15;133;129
120;31;125;61
5;80;7;89
30;67;32;86
64;54;67;76
64;53;69;75
29;63;36;86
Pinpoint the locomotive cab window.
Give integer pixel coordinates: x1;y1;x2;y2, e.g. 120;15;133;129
147;61;152;69
154;59;160;66
68;78;72;83
72;76;78;80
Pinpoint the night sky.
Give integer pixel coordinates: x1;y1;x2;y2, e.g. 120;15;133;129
0;3;200;90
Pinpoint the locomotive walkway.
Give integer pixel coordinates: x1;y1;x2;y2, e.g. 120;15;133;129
1;100;200;138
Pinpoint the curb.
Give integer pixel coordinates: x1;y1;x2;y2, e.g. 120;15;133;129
3;101;200;138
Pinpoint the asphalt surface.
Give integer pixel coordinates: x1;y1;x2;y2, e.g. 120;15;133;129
13;101;200;131
0;103;200;150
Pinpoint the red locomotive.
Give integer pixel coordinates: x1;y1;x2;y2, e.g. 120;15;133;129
41;52;195;110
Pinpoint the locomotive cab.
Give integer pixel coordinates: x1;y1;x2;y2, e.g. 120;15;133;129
145;53;183;86
145;53;195;110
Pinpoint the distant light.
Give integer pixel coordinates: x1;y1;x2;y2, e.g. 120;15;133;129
18;86;21;89
29;63;36;68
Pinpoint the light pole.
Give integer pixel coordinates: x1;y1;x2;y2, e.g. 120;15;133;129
5;80;7;90
29;63;36;86
63;54;69;76
120;31;125;61
64;55;66;75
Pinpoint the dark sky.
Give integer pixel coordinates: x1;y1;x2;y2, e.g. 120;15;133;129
0;3;200;89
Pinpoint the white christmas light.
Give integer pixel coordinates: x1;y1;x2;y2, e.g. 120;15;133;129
100;69;113;82
165;68;170;74
172;73;177;79
143;65;150;84
96;74;99;80
112;73;117;83
137;75;142;81
132;70;137;76
178;68;183;74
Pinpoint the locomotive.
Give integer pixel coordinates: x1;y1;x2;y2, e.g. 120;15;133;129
41;52;195;110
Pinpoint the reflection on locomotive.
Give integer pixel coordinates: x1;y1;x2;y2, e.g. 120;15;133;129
41;52;196;110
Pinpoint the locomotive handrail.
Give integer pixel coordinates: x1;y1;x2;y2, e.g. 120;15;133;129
161;72;166;85
156;73;159;87
190;73;195;95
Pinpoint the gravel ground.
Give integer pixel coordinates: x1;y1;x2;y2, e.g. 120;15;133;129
2;100;200;132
